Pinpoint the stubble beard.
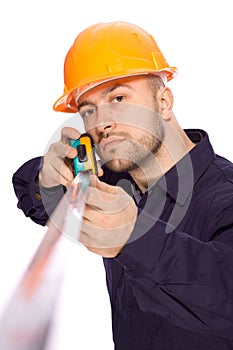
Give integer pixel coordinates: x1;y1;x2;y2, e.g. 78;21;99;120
96;113;165;173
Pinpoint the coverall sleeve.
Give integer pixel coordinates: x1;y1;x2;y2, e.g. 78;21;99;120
12;157;64;226
116;204;233;339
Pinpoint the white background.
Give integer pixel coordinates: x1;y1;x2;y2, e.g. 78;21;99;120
0;0;233;349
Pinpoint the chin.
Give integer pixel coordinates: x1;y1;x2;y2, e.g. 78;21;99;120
104;158;138;173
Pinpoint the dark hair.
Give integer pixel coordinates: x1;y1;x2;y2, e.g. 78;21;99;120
147;75;165;93
146;75;165;109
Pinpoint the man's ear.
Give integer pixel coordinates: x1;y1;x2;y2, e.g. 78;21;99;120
158;87;174;120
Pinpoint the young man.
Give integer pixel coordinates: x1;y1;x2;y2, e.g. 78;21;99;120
13;22;233;349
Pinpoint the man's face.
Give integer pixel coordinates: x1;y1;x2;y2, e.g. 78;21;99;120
78;76;164;173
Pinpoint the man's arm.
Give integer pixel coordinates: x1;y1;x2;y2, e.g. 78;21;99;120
78;172;233;339
12;157;65;226
116;204;233;339
12;127;82;226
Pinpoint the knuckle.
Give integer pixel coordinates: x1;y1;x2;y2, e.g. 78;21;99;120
61;126;80;139
48;142;56;152
102;214;112;228
86;188;95;203
61;126;69;136
48;141;66;156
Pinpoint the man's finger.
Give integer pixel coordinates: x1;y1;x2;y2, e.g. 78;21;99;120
61;127;81;142
89;175;125;195
49;142;77;159
86;186;132;213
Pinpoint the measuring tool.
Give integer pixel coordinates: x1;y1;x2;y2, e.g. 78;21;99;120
0;134;98;349
70;133;98;176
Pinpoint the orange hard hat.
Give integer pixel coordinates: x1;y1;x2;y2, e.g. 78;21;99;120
53;21;177;113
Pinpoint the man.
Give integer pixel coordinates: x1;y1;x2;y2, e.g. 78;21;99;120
13;21;233;349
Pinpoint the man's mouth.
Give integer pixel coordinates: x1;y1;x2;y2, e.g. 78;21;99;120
100;137;125;151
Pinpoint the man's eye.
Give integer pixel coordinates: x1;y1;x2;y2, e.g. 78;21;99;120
113;95;125;103
80;107;97;118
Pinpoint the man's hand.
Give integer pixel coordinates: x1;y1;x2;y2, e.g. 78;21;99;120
80;176;137;257
39;127;80;188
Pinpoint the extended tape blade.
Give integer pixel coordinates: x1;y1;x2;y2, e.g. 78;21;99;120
0;173;90;350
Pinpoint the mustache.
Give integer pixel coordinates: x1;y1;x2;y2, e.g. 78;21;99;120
97;131;131;144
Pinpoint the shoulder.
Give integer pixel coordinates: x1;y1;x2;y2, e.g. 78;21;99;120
13;157;42;181
204;155;233;235
213;154;233;184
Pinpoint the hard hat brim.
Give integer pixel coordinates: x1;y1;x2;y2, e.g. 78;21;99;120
53;68;177;113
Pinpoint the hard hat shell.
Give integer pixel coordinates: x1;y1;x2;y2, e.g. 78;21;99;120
53;21;177;113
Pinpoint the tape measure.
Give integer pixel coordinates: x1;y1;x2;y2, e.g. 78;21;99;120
70;133;98;176
0;153;94;349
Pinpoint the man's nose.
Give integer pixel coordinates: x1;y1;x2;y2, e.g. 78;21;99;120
94;104;117;133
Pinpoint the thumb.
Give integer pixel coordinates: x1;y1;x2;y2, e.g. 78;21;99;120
89;175;119;194
97;160;104;177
